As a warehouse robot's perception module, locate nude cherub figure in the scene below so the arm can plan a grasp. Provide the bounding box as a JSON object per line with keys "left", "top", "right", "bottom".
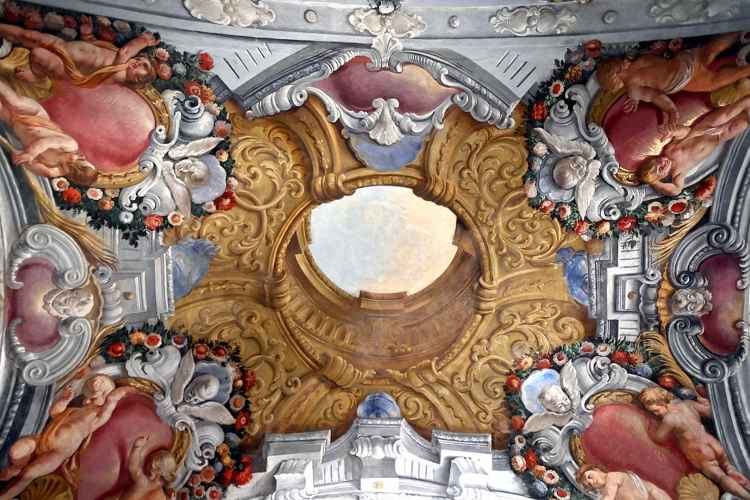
{"left": 576, "top": 464, "right": 671, "bottom": 500}
{"left": 638, "top": 95, "right": 750, "bottom": 195}
{"left": 639, "top": 386, "right": 750, "bottom": 499}
{"left": 0, "top": 20, "right": 158, "bottom": 87}
{"left": 0, "top": 78, "right": 98, "bottom": 184}
{"left": 111, "top": 436, "right": 177, "bottom": 500}
{"left": 0, "top": 375, "right": 137, "bottom": 500}
{"left": 597, "top": 32, "right": 750, "bottom": 130}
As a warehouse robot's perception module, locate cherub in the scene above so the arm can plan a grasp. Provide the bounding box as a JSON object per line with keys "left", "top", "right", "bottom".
{"left": 638, "top": 95, "right": 750, "bottom": 195}
{"left": 597, "top": 32, "right": 750, "bottom": 130}
{"left": 0, "top": 78, "right": 98, "bottom": 184}
{"left": 639, "top": 386, "right": 750, "bottom": 499}
{"left": 533, "top": 128, "right": 601, "bottom": 217}
{"left": 523, "top": 362, "right": 580, "bottom": 434}
{"left": 0, "top": 20, "right": 158, "bottom": 87}
{"left": 116, "top": 436, "right": 178, "bottom": 500}
{"left": 0, "top": 375, "right": 137, "bottom": 500}
{"left": 576, "top": 464, "right": 671, "bottom": 500}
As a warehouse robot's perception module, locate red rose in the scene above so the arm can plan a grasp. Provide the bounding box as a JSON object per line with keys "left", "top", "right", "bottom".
{"left": 574, "top": 220, "right": 590, "bottom": 235}
{"left": 611, "top": 351, "right": 629, "bottom": 365}
{"left": 695, "top": 175, "right": 716, "bottom": 200}
{"left": 63, "top": 15, "right": 77, "bottom": 28}
{"left": 535, "top": 358, "right": 552, "bottom": 369}
{"left": 198, "top": 52, "right": 215, "bottom": 71}
{"left": 143, "top": 214, "right": 163, "bottom": 231}
{"left": 650, "top": 40, "right": 668, "bottom": 56}
{"left": 505, "top": 374, "right": 522, "bottom": 393}
{"left": 628, "top": 353, "right": 640, "bottom": 365}
{"left": 200, "top": 85, "right": 215, "bottom": 104}
{"left": 61, "top": 187, "right": 82, "bottom": 204}
{"left": 97, "top": 26, "right": 117, "bottom": 43}
{"left": 668, "top": 38, "right": 684, "bottom": 53}
{"left": 184, "top": 80, "right": 202, "bottom": 97}
{"left": 696, "top": 384, "right": 707, "bottom": 398}
{"left": 531, "top": 101, "right": 547, "bottom": 121}
{"left": 243, "top": 371, "right": 257, "bottom": 391}
{"left": 234, "top": 466, "right": 252, "bottom": 486}
{"left": 194, "top": 343, "right": 210, "bottom": 360}
{"left": 4, "top": 2, "right": 21, "bottom": 23}
{"left": 200, "top": 466, "right": 216, "bottom": 483}
{"left": 216, "top": 193, "right": 236, "bottom": 211}
{"left": 583, "top": 39, "right": 602, "bottom": 59}
{"left": 658, "top": 375, "right": 678, "bottom": 389}
{"left": 240, "top": 455, "right": 253, "bottom": 465}
{"left": 23, "top": 10, "right": 44, "bottom": 31}
{"left": 235, "top": 410, "right": 251, "bottom": 430}
{"left": 220, "top": 468, "right": 234, "bottom": 487}
{"left": 539, "top": 200, "right": 555, "bottom": 214}
{"left": 617, "top": 216, "right": 636, "bottom": 232}
{"left": 511, "top": 415, "right": 526, "bottom": 432}
{"left": 107, "top": 342, "right": 126, "bottom": 358}
{"left": 524, "top": 449, "right": 538, "bottom": 469}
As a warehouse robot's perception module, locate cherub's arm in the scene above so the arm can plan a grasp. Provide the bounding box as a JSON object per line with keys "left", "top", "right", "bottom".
{"left": 650, "top": 418, "right": 674, "bottom": 444}
{"left": 646, "top": 481, "right": 672, "bottom": 500}
{"left": 692, "top": 396, "right": 713, "bottom": 419}
{"left": 127, "top": 437, "right": 151, "bottom": 487}
{"left": 114, "top": 32, "right": 158, "bottom": 64}
{"left": 19, "top": 136, "right": 78, "bottom": 162}
{"left": 92, "top": 386, "right": 137, "bottom": 430}
{"left": 20, "top": 160, "right": 66, "bottom": 179}
{"left": 628, "top": 85, "right": 679, "bottom": 122}
{"left": 49, "top": 386, "right": 76, "bottom": 417}
{"left": 601, "top": 474, "right": 621, "bottom": 500}
{"left": 648, "top": 173, "right": 684, "bottom": 196}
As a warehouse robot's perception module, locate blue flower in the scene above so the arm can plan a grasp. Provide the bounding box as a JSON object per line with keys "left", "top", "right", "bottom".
{"left": 556, "top": 248, "right": 589, "bottom": 306}
{"left": 357, "top": 392, "right": 401, "bottom": 418}
{"left": 172, "top": 62, "right": 187, "bottom": 77}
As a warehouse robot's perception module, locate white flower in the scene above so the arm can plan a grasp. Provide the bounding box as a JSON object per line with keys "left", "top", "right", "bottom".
{"left": 531, "top": 156, "right": 543, "bottom": 172}
{"left": 596, "top": 344, "right": 611, "bottom": 356}
{"left": 525, "top": 180, "right": 538, "bottom": 198}
{"left": 202, "top": 201, "right": 217, "bottom": 213}
{"left": 86, "top": 188, "right": 103, "bottom": 201}
{"left": 205, "top": 102, "right": 221, "bottom": 116}
{"left": 661, "top": 214, "right": 675, "bottom": 226}
{"left": 553, "top": 351, "right": 568, "bottom": 366}
{"left": 104, "top": 188, "right": 120, "bottom": 198}
{"left": 226, "top": 176, "right": 239, "bottom": 191}
{"left": 558, "top": 204, "right": 571, "bottom": 220}
{"left": 52, "top": 177, "right": 69, "bottom": 192}
{"left": 549, "top": 80, "right": 565, "bottom": 97}
{"left": 532, "top": 142, "right": 548, "bottom": 156}
{"left": 119, "top": 212, "right": 134, "bottom": 224}
{"left": 167, "top": 211, "right": 184, "bottom": 226}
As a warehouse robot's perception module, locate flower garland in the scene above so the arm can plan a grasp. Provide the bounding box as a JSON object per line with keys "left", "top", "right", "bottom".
{"left": 2, "top": 2, "right": 238, "bottom": 247}
{"left": 505, "top": 340, "right": 701, "bottom": 499}
{"left": 99, "top": 322, "right": 256, "bottom": 499}
{"left": 524, "top": 39, "right": 716, "bottom": 240}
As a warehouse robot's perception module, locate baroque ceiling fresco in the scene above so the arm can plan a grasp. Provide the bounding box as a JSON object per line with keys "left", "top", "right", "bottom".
{"left": 1, "top": 0, "right": 750, "bottom": 499}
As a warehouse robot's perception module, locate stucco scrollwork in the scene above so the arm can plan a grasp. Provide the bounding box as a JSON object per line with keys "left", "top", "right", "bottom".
{"left": 490, "top": 6, "right": 577, "bottom": 36}
{"left": 184, "top": 0, "right": 276, "bottom": 28}
{"left": 647, "top": 0, "right": 740, "bottom": 24}
{"left": 6, "top": 224, "right": 95, "bottom": 386}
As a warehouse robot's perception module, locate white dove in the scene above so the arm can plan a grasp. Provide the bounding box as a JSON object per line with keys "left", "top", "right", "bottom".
{"left": 533, "top": 128, "right": 601, "bottom": 218}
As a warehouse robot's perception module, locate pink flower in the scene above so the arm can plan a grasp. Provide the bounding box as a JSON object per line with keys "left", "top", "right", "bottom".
{"left": 525, "top": 180, "right": 538, "bottom": 198}
{"left": 52, "top": 177, "right": 70, "bottom": 192}
{"left": 540, "top": 199, "right": 555, "bottom": 214}
{"left": 549, "top": 80, "right": 565, "bottom": 97}
{"left": 553, "top": 351, "right": 568, "bottom": 366}
{"left": 511, "top": 455, "right": 527, "bottom": 473}
{"left": 668, "top": 38, "right": 684, "bottom": 53}
{"left": 86, "top": 187, "right": 103, "bottom": 200}
{"left": 213, "top": 120, "right": 232, "bottom": 138}
{"left": 557, "top": 204, "right": 571, "bottom": 220}
{"left": 155, "top": 47, "right": 170, "bottom": 62}
{"left": 168, "top": 211, "right": 184, "bottom": 226}
{"left": 156, "top": 62, "right": 173, "bottom": 80}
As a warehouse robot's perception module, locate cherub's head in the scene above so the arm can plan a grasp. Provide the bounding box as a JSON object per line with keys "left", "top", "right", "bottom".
{"left": 175, "top": 157, "right": 209, "bottom": 185}
{"left": 670, "top": 287, "right": 713, "bottom": 317}
{"left": 639, "top": 156, "right": 672, "bottom": 185}
{"left": 539, "top": 384, "right": 572, "bottom": 414}
{"left": 596, "top": 58, "right": 631, "bottom": 92}
{"left": 125, "top": 56, "right": 157, "bottom": 86}
{"left": 639, "top": 386, "right": 674, "bottom": 418}
{"left": 65, "top": 154, "right": 99, "bottom": 186}
{"left": 576, "top": 464, "right": 607, "bottom": 491}
{"left": 82, "top": 375, "right": 116, "bottom": 406}
{"left": 552, "top": 155, "right": 588, "bottom": 189}
{"left": 146, "top": 449, "right": 178, "bottom": 484}
{"left": 43, "top": 287, "right": 95, "bottom": 319}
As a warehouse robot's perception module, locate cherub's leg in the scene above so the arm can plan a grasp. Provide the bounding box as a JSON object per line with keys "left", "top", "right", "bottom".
{"left": 718, "top": 449, "right": 750, "bottom": 487}
{"left": 703, "top": 462, "right": 750, "bottom": 499}
{"left": 0, "top": 437, "right": 37, "bottom": 481}
{"left": 701, "top": 32, "right": 742, "bottom": 64}
{"left": 0, "top": 79, "right": 44, "bottom": 117}
{"left": 25, "top": 47, "right": 67, "bottom": 81}
{"left": 0, "top": 23, "right": 64, "bottom": 52}
{"left": 0, "top": 451, "right": 68, "bottom": 500}
{"left": 704, "top": 65, "right": 750, "bottom": 92}
{"left": 679, "top": 97, "right": 750, "bottom": 141}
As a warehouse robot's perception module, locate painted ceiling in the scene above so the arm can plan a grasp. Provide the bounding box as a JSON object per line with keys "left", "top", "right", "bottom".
{"left": 0, "top": 1, "right": 750, "bottom": 500}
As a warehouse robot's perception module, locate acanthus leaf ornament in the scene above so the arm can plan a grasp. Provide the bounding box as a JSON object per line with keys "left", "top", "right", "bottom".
{"left": 648, "top": 0, "right": 740, "bottom": 24}
{"left": 184, "top": 0, "right": 276, "bottom": 28}
{"left": 490, "top": 6, "right": 577, "bottom": 36}
{"left": 348, "top": 4, "right": 426, "bottom": 62}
